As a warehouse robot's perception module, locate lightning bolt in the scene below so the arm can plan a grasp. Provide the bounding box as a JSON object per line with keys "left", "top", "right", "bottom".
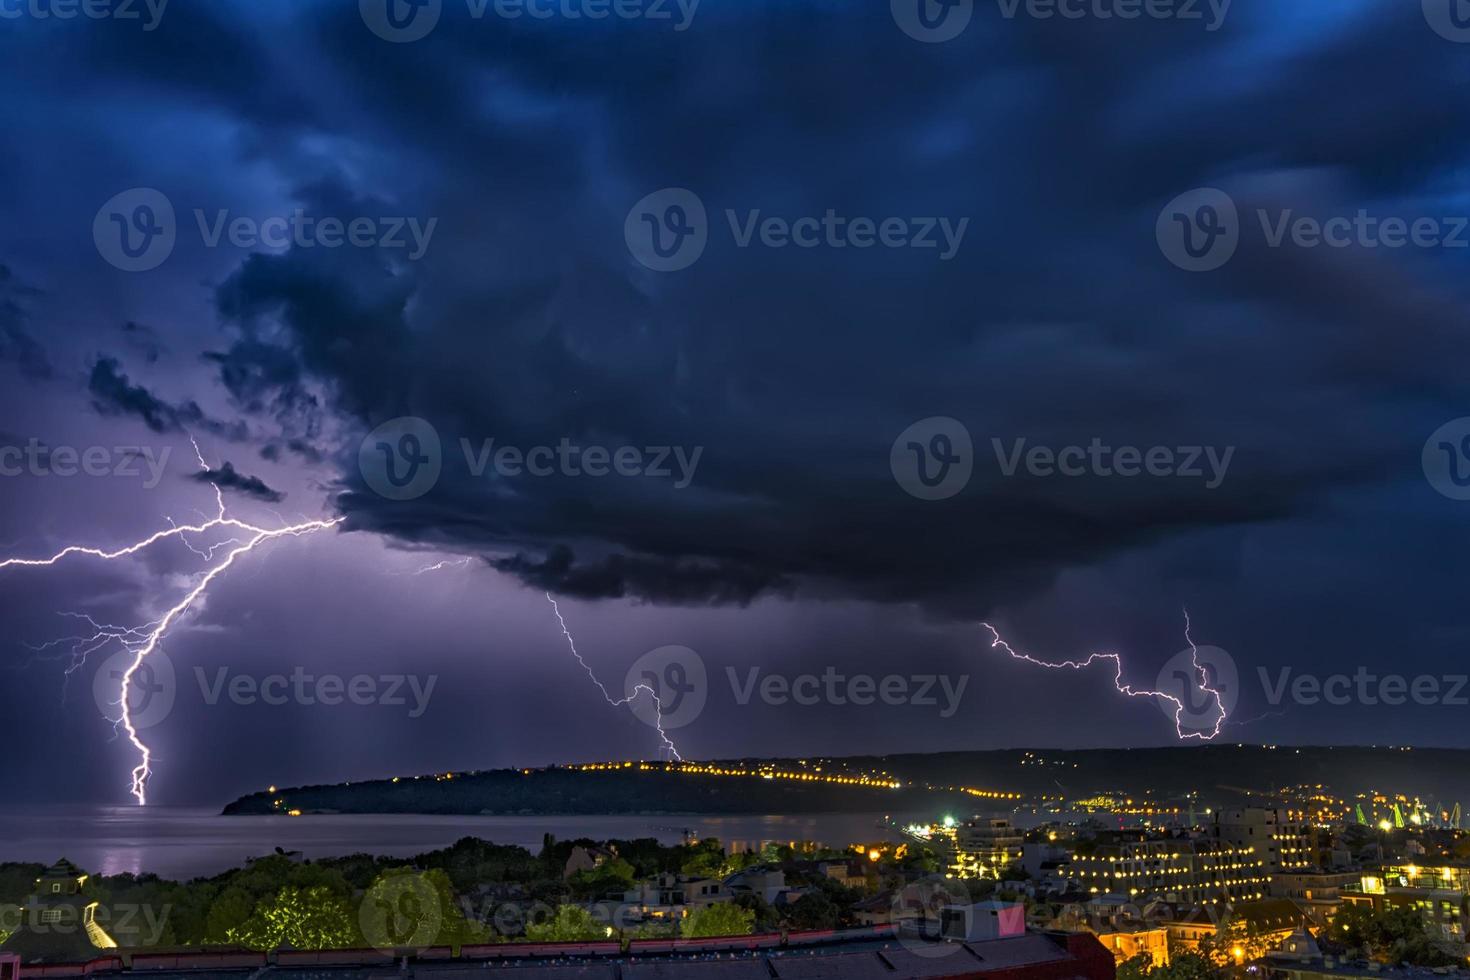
{"left": 0, "top": 438, "right": 342, "bottom": 804}
{"left": 544, "top": 592, "right": 683, "bottom": 761}
{"left": 980, "top": 609, "right": 1226, "bottom": 740}
{"left": 413, "top": 557, "right": 472, "bottom": 575}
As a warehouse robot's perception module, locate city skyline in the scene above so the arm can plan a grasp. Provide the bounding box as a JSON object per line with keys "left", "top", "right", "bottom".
{"left": 4, "top": 0, "right": 1470, "bottom": 807}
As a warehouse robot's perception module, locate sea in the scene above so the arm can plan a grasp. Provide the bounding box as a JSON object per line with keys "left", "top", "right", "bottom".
{"left": 0, "top": 807, "right": 930, "bottom": 880}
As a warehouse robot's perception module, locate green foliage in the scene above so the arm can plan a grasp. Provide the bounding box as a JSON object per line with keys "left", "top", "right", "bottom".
{"left": 1328, "top": 903, "right": 1461, "bottom": 967}
{"left": 681, "top": 902, "right": 755, "bottom": 938}
{"left": 524, "top": 905, "right": 608, "bottom": 943}
{"left": 783, "top": 892, "right": 838, "bottom": 931}
{"left": 206, "top": 886, "right": 254, "bottom": 944}
{"left": 1197, "top": 914, "right": 1281, "bottom": 966}
{"left": 1117, "top": 952, "right": 1156, "bottom": 980}
{"left": 732, "top": 893, "right": 779, "bottom": 932}
{"left": 568, "top": 858, "right": 636, "bottom": 900}
{"left": 225, "top": 885, "right": 358, "bottom": 951}
{"left": 1156, "top": 951, "right": 1221, "bottom": 980}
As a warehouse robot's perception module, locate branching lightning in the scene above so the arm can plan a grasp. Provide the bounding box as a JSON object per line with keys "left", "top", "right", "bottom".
{"left": 544, "top": 592, "right": 683, "bottom": 761}
{"left": 0, "top": 438, "right": 341, "bottom": 804}
{"left": 980, "top": 610, "right": 1226, "bottom": 740}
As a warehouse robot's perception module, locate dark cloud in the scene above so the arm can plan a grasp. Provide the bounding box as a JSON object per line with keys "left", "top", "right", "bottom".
{"left": 87, "top": 357, "right": 249, "bottom": 441}
{"left": 189, "top": 461, "right": 285, "bottom": 503}
{"left": 120, "top": 321, "right": 165, "bottom": 365}
{"left": 150, "top": 2, "right": 1468, "bottom": 619}
{"left": 489, "top": 545, "right": 791, "bottom": 607}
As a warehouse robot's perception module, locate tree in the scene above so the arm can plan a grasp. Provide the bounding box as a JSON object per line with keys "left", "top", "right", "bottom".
{"left": 1328, "top": 904, "right": 1460, "bottom": 967}
{"left": 1117, "top": 952, "right": 1156, "bottom": 980}
{"left": 225, "top": 885, "right": 357, "bottom": 951}
{"left": 1198, "top": 915, "right": 1281, "bottom": 966}
{"left": 681, "top": 903, "right": 756, "bottom": 938}
{"left": 568, "top": 858, "right": 636, "bottom": 900}
{"left": 783, "top": 892, "right": 838, "bottom": 931}
{"left": 206, "top": 886, "right": 255, "bottom": 944}
{"left": 524, "top": 905, "right": 607, "bottom": 943}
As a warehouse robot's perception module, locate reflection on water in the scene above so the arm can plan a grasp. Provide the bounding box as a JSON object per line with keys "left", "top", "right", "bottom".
{"left": 0, "top": 807, "right": 919, "bottom": 880}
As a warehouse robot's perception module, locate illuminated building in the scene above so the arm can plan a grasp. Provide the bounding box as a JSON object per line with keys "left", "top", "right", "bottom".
{"left": 1094, "top": 925, "right": 1170, "bottom": 968}
{"left": 1063, "top": 839, "right": 1268, "bottom": 904}
{"left": 952, "top": 818, "right": 1025, "bottom": 879}
{"left": 0, "top": 860, "right": 117, "bottom": 965}
{"left": 1345, "top": 864, "right": 1470, "bottom": 942}
{"left": 1213, "top": 807, "right": 1314, "bottom": 873}
{"left": 1268, "top": 869, "right": 1361, "bottom": 926}
{"left": 1163, "top": 898, "right": 1308, "bottom": 954}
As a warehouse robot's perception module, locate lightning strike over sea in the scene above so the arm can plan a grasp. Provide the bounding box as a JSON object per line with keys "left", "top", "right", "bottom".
{"left": 981, "top": 610, "right": 1227, "bottom": 740}
{"left": 0, "top": 440, "right": 342, "bottom": 804}
{"left": 545, "top": 592, "right": 684, "bottom": 762}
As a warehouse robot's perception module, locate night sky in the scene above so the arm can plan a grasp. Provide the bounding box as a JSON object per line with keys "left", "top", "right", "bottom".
{"left": 3, "top": 0, "right": 1470, "bottom": 806}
